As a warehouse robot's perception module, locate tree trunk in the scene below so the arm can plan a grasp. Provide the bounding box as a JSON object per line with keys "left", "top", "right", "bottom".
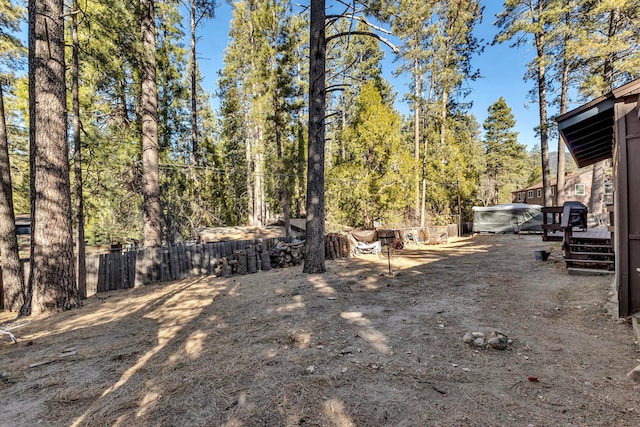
{"left": 304, "top": 0, "right": 326, "bottom": 274}
{"left": 440, "top": 90, "right": 447, "bottom": 147}
{"left": 253, "top": 123, "right": 264, "bottom": 226}
{"left": 72, "top": 0, "right": 86, "bottom": 299}
{"left": 296, "top": 115, "right": 306, "bottom": 216}
{"left": 275, "top": 97, "right": 292, "bottom": 238}
{"left": 589, "top": 161, "right": 605, "bottom": 214}
{"left": 420, "top": 73, "right": 434, "bottom": 228}
{"left": 534, "top": 11, "right": 551, "bottom": 208}
{"left": 0, "top": 83, "right": 25, "bottom": 311}
{"left": 245, "top": 109, "right": 255, "bottom": 225}
{"left": 603, "top": 8, "right": 620, "bottom": 91}
{"left": 190, "top": 0, "right": 199, "bottom": 166}
{"left": 588, "top": 8, "right": 619, "bottom": 216}
{"left": 141, "top": 0, "right": 161, "bottom": 247}
{"left": 413, "top": 58, "right": 420, "bottom": 222}
{"left": 556, "top": 25, "right": 569, "bottom": 206}
{"left": 21, "top": 0, "right": 79, "bottom": 316}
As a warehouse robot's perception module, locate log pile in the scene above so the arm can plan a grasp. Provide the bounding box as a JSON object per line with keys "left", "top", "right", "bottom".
{"left": 214, "top": 257, "right": 234, "bottom": 277}
{"left": 270, "top": 239, "right": 305, "bottom": 268}
{"left": 212, "top": 235, "right": 348, "bottom": 274}
{"left": 213, "top": 243, "right": 271, "bottom": 276}
{"left": 326, "top": 233, "right": 349, "bottom": 259}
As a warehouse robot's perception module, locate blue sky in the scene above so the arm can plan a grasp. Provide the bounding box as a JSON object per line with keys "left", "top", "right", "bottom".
{"left": 194, "top": 1, "right": 549, "bottom": 150}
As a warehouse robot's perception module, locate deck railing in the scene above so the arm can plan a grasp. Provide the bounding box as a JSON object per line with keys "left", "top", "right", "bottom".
{"left": 541, "top": 206, "right": 564, "bottom": 242}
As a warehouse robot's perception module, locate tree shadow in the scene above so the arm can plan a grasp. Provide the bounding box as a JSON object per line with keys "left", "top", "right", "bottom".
{"left": 1, "top": 233, "right": 599, "bottom": 426}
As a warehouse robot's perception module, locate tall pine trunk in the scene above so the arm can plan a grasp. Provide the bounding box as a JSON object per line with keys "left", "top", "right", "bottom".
{"left": 245, "top": 114, "right": 255, "bottom": 225}
{"left": 140, "top": 0, "right": 161, "bottom": 247}
{"left": 253, "top": 123, "right": 264, "bottom": 225}
{"left": 304, "top": 0, "right": 326, "bottom": 274}
{"left": 190, "top": 1, "right": 199, "bottom": 167}
{"left": 0, "top": 83, "right": 25, "bottom": 311}
{"left": 533, "top": 5, "right": 551, "bottom": 208}
{"left": 72, "top": 0, "right": 86, "bottom": 299}
{"left": 276, "top": 117, "right": 292, "bottom": 237}
{"left": 413, "top": 59, "right": 420, "bottom": 223}
{"left": 556, "top": 20, "right": 569, "bottom": 207}
{"left": 420, "top": 73, "right": 434, "bottom": 228}
{"left": 22, "top": 0, "right": 79, "bottom": 315}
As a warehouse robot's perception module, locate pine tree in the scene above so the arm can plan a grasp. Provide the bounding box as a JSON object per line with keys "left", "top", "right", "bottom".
{"left": 391, "top": 0, "right": 437, "bottom": 223}
{"left": 327, "top": 82, "right": 411, "bottom": 228}
{"left": 482, "top": 97, "right": 526, "bottom": 205}
{"left": 0, "top": 0, "right": 26, "bottom": 311}
{"left": 22, "top": 0, "right": 79, "bottom": 315}
{"left": 496, "top": 0, "right": 554, "bottom": 207}
{"left": 305, "top": 0, "right": 326, "bottom": 273}
{"left": 140, "top": 0, "right": 162, "bottom": 247}
{"left": 574, "top": 1, "right": 640, "bottom": 98}
{"left": 70, "top": 0, "right": 87, "bottom": 299}
{"left": 77, "top": 0, "right": 144, "bottom": 245}
{"left": 549, "top": 0, "right": 582, "bottom": 206}
{"left": 573, "top": 1, "right": 639, "bottom": 215}
{"left": 182, "top": 0, "right": 215, "bottom": 166}
{"left": 218, "top": 0, "right": 271, "bottom": 227}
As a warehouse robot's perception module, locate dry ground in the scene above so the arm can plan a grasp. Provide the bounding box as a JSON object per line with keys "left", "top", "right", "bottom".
{"left": 1, "top": 234, "right": 640, "bottom": 426}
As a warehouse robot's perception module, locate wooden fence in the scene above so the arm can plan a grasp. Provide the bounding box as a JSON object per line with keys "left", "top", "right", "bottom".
{"left": 2, "top": 233, "right": 351, "bottom": 307}
{"left": 90, "top": 237, "right": 300, "bottom": 295}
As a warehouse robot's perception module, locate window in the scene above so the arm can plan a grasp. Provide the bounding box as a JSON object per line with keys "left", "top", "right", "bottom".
{"left": 527, "top": 190, "right": 534, "bottom": 199}
{"left": 575, "top": 184, "right": 585, "bottom": 196}
{"left": 517, "top": 192, "right": 524, "bottom": 202}
{"left": 537, "top": 189, "right": 542, "bottom": 197}
{"left": 551, "top": 187, "right": 555, "bottom": 196}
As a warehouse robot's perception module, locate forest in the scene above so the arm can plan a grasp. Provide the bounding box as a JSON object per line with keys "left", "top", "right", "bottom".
{"left": 0, "top": 0, "right": 638, "bottom": 314}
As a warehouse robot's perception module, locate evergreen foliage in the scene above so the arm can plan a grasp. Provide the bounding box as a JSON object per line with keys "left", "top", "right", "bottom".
{"left": 482, "top": 97, "right": 527, "bottom": 205}
{"left": 327, "top": 82, "right": 411, "bottom": 228}
{"left": 0, "top": 0, "right": 635, "bottom": 288}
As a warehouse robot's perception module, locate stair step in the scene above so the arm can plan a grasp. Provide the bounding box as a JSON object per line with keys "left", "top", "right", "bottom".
{"left": 569, "top": 251, "right": 614, "bottom": 257}
{"left": 569, "top": 239, "right": 612, "bottom": 245}
{"left": 566, "top": 259, "right": 614, "bottom": 264}
{"left": 569, "top": 244, "right": 612, "bottom": 249}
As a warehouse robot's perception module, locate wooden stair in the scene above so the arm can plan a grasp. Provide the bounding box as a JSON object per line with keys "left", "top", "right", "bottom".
{"left": 564, "top": 235, "right": 614, "bottom": 271}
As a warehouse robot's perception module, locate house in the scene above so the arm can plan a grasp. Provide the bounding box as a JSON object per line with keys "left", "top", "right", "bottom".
{"left": 556, "top": 77, "right": 640, "bottom": 316}
{"left": 511, "top": 168, "right": 611, "bottom": 213}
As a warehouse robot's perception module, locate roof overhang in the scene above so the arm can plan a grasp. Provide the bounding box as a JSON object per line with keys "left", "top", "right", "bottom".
{"left": 556, "top": 97, "right": 614, "bottom": 168}
{"left": 556, "top": 78, "right": 640, "bottom": 169}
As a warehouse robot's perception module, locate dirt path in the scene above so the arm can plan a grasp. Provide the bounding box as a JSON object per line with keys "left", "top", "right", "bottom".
{"left": 1, "top": 234, "right": 639, "bottom": 426}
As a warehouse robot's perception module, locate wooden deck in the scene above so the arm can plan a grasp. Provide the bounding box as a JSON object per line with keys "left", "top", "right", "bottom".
{"left": 546, "top": 227, "right": 611, "bottom": 241}
{"left": 542, "top": 204, "right": 614, "bottom": 272}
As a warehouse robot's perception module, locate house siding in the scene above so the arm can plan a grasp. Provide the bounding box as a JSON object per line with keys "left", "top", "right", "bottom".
{"left": 511, "top": 169, "right": 596, "bottom": 209}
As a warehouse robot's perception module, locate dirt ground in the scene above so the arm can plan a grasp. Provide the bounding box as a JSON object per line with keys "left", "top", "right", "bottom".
{"left": 2, "top": 234, "right": 640, "bottom": 426}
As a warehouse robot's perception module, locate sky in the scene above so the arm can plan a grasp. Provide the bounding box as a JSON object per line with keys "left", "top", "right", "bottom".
{"left": 194, "top": 1, "right": 547, "bottom": 150}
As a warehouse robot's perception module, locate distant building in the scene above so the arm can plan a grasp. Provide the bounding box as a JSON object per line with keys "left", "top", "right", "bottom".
{"left": 511, "top": 168, "right": 611, "bottom": 212}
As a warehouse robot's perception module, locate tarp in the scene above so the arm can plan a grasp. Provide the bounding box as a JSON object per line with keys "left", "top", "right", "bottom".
{"left": 472, "top": 203, "right": 543, "bottom": 234}
{"left": 350, "top": 229, "right": 378, "bottom": 243}
{"left": 352, "top": 241, "right": 382, "bottom": 255}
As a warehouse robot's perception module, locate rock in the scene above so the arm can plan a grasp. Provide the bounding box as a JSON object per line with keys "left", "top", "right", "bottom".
{"left": 463, "top": 332, "right": 474, "bottom": 344}
{"left": 488, "top": 336, "right": 508, "bottom": 350}
{"left": 487, "top": 331, "right": 509, "bottom": 350}
{"left": 464, "top": 331, "right": 485, "bottom": 345}
{"left": 473, "top": 337, "right": 486, "bottom": 347}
